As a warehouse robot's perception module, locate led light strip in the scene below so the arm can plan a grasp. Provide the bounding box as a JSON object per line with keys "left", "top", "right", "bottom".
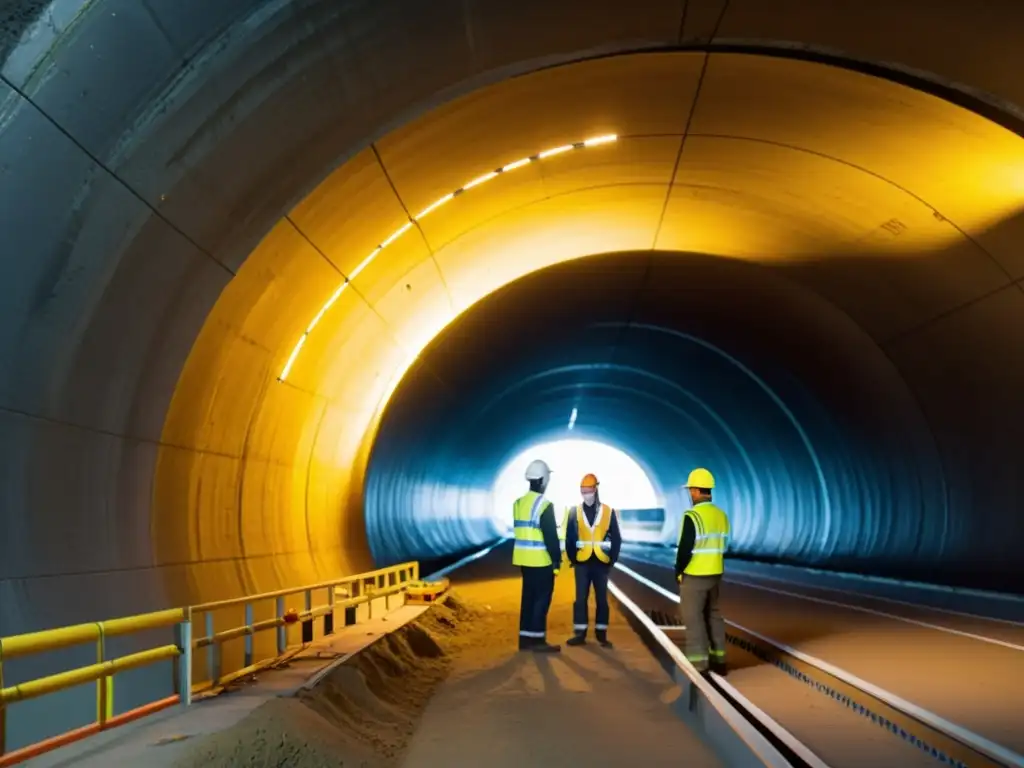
{"left": 279, "top": 133, "right": 619, "bottom": 381}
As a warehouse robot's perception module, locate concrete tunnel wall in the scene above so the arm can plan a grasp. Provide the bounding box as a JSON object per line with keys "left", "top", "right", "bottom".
{"left": 3, "top": 0, "right": 1024, "bottom": 652}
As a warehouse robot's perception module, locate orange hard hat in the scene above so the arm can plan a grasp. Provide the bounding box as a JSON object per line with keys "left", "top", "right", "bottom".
{"left": 580, "top": 473, "right": 599, "bottom": 489}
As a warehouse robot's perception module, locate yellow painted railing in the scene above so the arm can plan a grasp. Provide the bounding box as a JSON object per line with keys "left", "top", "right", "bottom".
{"left": 0, "top": 560, "right": 419, "bottom": 766}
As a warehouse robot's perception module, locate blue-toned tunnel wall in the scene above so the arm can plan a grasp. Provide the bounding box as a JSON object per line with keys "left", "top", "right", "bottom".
{"left": 366, "top": 251, "right": 956, "bottom": 583}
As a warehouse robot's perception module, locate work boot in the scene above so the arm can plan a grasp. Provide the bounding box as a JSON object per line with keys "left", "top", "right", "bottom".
{"left": 518, "top": 636, "right": 536, "bottom": 652}
{"left": 596, "top": 630, "right": 613, "bottom": 649}
{"left": 532, "top": 641, "right": 561, "bottom": 653}
{"left": 566, "top": 633, "right": 587, "bottom": 646}
{"left": 710, "top": 659, "right": 728, "bottom": 677}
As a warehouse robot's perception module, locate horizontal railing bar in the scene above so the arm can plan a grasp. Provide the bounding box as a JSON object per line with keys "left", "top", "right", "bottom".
{"left": 1, "top": 646, "right": 180, "bottom": 705}
{"left": 190, "top": 562, "right": 417, "bottom": 612}
{"left": 0, "top": 558, "right": 424, "bottom": 766}
{"left": 0, "top": 695, "right": 180, "bottom": 768}
{"left": 0, "top": 609, "right": 187, "bottom": 660}
{"left": 193, "top": 584, "right": 407, "bottom": 648}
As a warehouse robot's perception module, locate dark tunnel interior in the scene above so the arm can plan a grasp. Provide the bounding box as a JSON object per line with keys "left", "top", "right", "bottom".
{"left": 367, "top": 250, "right": 973, "bottom": 588}
{"left": 3, "top": 0, "right": 1024, "bottom": 663}
{"left": 5, "top": 0, "right": 1024, "bottom": 755}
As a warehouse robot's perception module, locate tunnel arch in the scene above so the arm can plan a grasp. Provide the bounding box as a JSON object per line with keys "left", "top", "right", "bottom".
{"left": 3, "top": 1, "right": 1024, "bottom": 642}
{"left": 365, "top": 247, "right": 950, "bottom": 572}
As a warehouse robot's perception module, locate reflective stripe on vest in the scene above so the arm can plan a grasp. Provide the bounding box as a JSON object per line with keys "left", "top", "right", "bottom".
{"left": 682, "top": 501, "right": 730, "bottom": 576}
{"left": 512, "top": 492, "right": 553, "bottom": 567}
{"left": 575, "top": 503, "right": 613, "bottom": 564}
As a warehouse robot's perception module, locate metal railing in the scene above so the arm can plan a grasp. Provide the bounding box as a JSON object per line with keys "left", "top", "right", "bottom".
{"left": 0, "top": 561, "right": 419, "bottom": 766}
{"left": 0, "top": 608, "right": 190, "bottom": 766}
{"left": 191, "top": 561, "right": 418, "bottom": 693}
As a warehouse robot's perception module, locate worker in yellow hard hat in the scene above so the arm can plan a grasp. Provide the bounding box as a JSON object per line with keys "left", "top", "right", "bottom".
{"left": 676, "top": 467, "right": 731, "bottom": 675}
{"left": 512, "top": 459, "right": 563, "bottom": 653}
{"left": 564, "top": 473, "right": 622, "bottom": 648}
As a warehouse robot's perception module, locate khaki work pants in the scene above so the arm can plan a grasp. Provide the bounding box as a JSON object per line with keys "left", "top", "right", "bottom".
{"left": 679, "top": 574, "right": 726, "bottom": 671}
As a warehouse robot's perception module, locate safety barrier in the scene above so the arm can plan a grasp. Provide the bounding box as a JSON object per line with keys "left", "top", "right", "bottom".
{"left": 191, "top": 561, "right": 418, "bottom": 694}
{"left": 0, "top": 607, "right": 190, "bottom": 766}
{"left": 0, "top": 561, "right": 418, "bottom": 766}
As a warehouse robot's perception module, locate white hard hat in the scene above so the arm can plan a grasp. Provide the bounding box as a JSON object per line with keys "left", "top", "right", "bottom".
{"left": 524, "top": 459, "right": 552, "bottom": 483}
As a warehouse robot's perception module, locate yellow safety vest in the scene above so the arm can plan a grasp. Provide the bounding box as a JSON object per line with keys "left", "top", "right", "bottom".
{"left": 512, "top": 492, "right": 553, "bottom": 567}
{"left": 682, "top": 502, "right": 730, "bottom": 576}
{"left": 574, "top": 504, "right": 614, "bottom": 564}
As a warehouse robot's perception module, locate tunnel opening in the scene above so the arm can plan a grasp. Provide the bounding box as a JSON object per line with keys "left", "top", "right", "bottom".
{"left": 491, "top": 438, "right": 663, "bottom": 539}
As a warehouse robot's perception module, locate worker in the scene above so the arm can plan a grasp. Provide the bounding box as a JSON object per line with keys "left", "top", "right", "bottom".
{"left": 564, "top": 473, "right": 622, "bottom": 648}
{"left": 512, "top": 459, "right": 563, "bottom": 653}
{"left": 675, "top": 467, "right": 731, "bottom": 676}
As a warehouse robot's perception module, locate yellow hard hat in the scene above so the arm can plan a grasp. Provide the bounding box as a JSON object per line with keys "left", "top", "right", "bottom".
{"left": 685, "top": 468, "right": 715, "bottom": 489}
{"left": 580, "top": 473, "right": 599, "bottom": 489}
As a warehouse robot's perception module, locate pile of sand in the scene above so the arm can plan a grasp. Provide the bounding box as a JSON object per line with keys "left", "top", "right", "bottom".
{"left": 170, "top": 594, "right": 480, "bottom": 768}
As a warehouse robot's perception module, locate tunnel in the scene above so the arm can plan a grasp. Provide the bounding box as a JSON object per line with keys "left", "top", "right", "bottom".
{"left": 3, "top": 0, "right": 1024, "bottom": 648}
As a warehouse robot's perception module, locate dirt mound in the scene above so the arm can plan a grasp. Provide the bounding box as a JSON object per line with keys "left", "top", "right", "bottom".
{"left": 170, "top": 594, "right": 475, "bottom": 768}
{"left": 168, "top": 697, "right": 377, "bottom": 767}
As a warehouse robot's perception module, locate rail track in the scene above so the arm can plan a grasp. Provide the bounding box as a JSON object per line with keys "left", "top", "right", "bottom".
{"left": 610, "top": 560, "right": 1024, "bottom": 768}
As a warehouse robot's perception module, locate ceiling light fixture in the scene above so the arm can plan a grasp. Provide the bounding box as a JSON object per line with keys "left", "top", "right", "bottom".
{"left": 279, "top": 133, "right": 619, "bottom": 382}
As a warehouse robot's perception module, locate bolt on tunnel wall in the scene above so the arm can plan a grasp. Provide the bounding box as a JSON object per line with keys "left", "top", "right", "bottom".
{"left": 4, "top": 1, "right": 1024, "bottom": 646}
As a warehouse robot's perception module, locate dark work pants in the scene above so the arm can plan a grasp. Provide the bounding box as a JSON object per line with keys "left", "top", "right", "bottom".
{"left": 519, "top": 566, "right": 555, "bottom": 646}
{"left": 679, "top": 574, "right": 726, "bottom": 671}
{"left": 572, "top": 560, "right": 611, "bottom": 635}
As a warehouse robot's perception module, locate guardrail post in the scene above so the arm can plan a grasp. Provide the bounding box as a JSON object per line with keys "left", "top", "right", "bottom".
{"left": 175, "top": 610, "right": 192, "bottom": 708}
{"left": 244, "top": 603, "right": 254, "bottom": 668}
{"left": 325, "top": 586, "right": 335, "bottom": 636}
{"left": 1, "top": 645, "right": 6, "bottom": 755}
{"left": 96, "top": 624, "right": 113, "bottom": 728}
{"left": 276, "top": 597, "right": 286, "bottom": 655}
{"left": 301, "top": 590, "right": 313, "bottom": 645}
{"left": 205, "top": 612, "right": 220, "bottom": 685}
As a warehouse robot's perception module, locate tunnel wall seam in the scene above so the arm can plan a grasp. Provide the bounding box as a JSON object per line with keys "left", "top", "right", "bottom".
{"left": 0, "top": 72, "right": 236, "bottom": 280}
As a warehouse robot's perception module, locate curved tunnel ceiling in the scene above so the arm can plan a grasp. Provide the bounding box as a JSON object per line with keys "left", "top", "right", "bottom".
{"left": 366, "top": 251, "right": 950, "bottom": 579}
{"left": 3, "top": 1, "right": 1024, "bottom": 637}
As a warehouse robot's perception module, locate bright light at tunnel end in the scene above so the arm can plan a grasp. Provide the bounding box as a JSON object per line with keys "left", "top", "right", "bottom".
{"left": 492, "top": 439, "right": 659, "bottom": 535}
{"left": 277, "top": 133, "right": 619, "bottom": 383}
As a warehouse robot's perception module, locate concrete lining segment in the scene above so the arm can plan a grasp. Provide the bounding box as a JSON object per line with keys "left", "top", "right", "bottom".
{"left": 2, "top": 0, "right": 1024, "bottom": 750}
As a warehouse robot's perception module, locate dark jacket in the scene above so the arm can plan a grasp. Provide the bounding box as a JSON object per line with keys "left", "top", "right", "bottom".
{"left": 565, "top": 502, "right": 622, "bottom": 566}
{"left": 536, "top": 501, "right": 563, "bottom": 568}
{"left": 674, "top": 514, "right": 696, "bottom": 578}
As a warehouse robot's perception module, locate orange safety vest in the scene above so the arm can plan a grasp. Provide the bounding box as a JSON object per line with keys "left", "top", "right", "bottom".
{"left": 575, "top": 504, "right": 614, "bottom": 563}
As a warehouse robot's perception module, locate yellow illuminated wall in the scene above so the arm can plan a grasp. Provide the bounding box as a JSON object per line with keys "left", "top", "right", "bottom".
{"left": 154, "top": 51, "right": 1024, "bottom": 605}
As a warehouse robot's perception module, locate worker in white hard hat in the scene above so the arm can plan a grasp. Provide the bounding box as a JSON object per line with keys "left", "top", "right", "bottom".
{"left": 512, "top": 458, "right": 563, "bottom": 653}
{"left": 676, "top": 467, "right": 731, "bottom": 675}
{"left": 564, "top": 473, "right": 621, "bottom": 648}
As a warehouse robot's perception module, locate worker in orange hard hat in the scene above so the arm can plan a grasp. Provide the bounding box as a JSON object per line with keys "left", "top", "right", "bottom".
{"left": 564, "top": 473, "right": 622, "bottom": 648}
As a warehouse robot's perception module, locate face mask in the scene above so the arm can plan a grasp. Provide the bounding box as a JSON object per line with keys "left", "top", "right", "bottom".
{"left": 581, "top": 492, "right": 596, "bottom": 506}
